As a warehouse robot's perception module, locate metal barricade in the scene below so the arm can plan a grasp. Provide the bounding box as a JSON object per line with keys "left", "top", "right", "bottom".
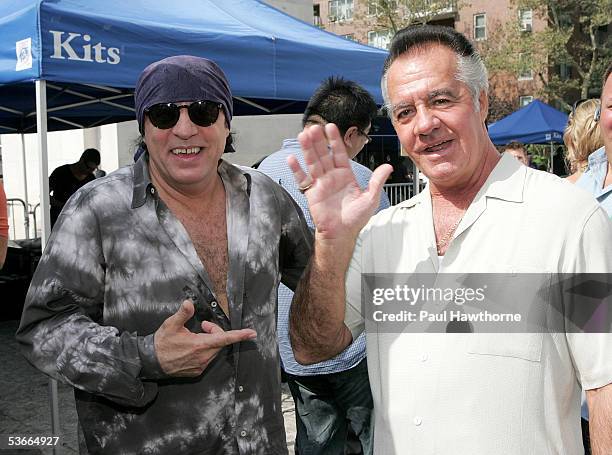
{"left": 7, "top": 198, "right": 30, "bottom": 240}
{"left": 383, "top": 183, "right": 414, "bottom": 206}
{"left": 32, "top": 203, "right": 41, "bottom": 238}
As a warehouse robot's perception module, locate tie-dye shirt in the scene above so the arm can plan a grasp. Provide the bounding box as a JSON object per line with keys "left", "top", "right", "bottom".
{"left": 17, "top": 157, "right": 312, "bottom": 455}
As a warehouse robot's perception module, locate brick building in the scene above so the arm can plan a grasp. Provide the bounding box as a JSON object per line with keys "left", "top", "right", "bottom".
{"left": 312, "top": 0, "right": 546, "bottom": 114}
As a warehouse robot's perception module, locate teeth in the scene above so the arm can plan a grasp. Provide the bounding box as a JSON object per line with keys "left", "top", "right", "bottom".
{"left": 426, "top": 140, "right": 450, "bottom": 151}
{"left": 171, "top": 147, "right": 201, "bottom": 155}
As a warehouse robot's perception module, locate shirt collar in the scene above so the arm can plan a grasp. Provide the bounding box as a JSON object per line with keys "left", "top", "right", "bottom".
{"left": 131, "top": 153, "right": 152, "bottom": 208}
{"left": 131, "top": 155, "right": 251, "bottom": 209}
{"left": 587, "top": 146, "right": 608, "bottom": 168}
{"left": 400, "top": 152, "right": 525, "bottom": 210}
{"left": 585, "top": 146, "right": 609, "bottom": 185}
{"left": 477, "top": 152, "right": 525, "bottom": 203}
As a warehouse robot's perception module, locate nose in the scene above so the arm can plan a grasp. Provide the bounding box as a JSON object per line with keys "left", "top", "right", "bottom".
{"left": 171, "top": 107, "right": 198, "bottom": 139}
{"left": 413, "top": 106, "right": 440, "bottom": 136}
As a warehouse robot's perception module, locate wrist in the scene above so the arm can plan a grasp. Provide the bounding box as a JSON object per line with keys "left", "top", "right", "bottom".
{"left": 313, "top": 231, "right": 357, "bottom": 270}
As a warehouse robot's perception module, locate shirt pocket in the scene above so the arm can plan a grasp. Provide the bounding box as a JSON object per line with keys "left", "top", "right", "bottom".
{"left": 465, "top": 266, "right": 552, "bottom": 362}
{"left": 467, "top": 333, "right": 544, "bottom": 362}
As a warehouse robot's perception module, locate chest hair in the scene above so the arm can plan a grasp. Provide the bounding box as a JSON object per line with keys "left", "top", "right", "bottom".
{"left": 169, "top": 195, "right": 230, "bottom": 316}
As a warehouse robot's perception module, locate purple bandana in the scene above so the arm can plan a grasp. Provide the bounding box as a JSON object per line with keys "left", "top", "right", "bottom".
{"left": 134, "top": 55, "right": 233, "bottom": 134}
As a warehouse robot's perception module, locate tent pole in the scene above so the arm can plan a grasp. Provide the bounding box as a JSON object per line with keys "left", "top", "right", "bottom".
{"left": 36, "top": 79, "right": 61, "bottom": 455}
{"left": 550, "top": 142, "right": 554, "bottom": 173}
{"left": 20, "top": 134, "right": 30, "bottom": 238}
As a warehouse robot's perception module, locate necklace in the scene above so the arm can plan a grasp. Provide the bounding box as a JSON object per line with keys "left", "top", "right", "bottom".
{"left": 436, "top": 217, "right": 462, "bottom": 254}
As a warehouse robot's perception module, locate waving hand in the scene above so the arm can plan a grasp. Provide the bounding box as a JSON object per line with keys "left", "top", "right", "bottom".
{"left": 287, "top": 124, "right": 392, "bottom": 241}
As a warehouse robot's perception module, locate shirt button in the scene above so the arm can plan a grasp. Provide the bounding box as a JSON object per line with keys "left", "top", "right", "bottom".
{"left": 414, "top": 417, "right": 422, "bottom": 426}
{"left": 420, "top": 354, "right": 428, "bottom": 362}
{"left": 149, "top": 186, "right": 155, "bottom": 195}
{"left": 211, "top": 301, "right": 218, "bottom": 308}
{"left": 238, "top": 385, "right": 244, "bottom": 392}
{"left": 240, "top": 430, "right": 247, "bottom": 437}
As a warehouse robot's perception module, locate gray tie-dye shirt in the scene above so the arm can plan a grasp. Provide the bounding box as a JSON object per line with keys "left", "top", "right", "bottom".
{"left": 17, "top": 157, "right": 312, "bottom": 455}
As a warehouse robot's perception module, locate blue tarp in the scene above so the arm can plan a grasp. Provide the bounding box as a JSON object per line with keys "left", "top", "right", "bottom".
{"left": 0, "top": 0, "right": 388, "bottom": 133}
{"left": 488, "top": 99, "right": 568, "bottom": 145}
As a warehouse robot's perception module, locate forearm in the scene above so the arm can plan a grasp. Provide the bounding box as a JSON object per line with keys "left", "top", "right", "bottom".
{"left": 18, "top": 304, "right": 164, "bottom": 407}
{"left": 290, "top": 235, "right": 354, "bottom": 364}
{"left": 587, "top": 384, "right": 612, "bottom": 454}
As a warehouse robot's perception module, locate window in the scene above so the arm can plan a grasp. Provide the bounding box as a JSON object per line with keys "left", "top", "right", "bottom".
{"left": 519, "top": 9, "right": 532, "bottom": 32}
{"left": 473, "top": 14, "right": 486, "bottom": 40}
{"left": 342, "top": 33, "right": 356, "bottom": 41}
{"left": 518, "top": 53, "right": 533, "bottom": 80}
{"left": 368, "top": 0, "right": 397, "bottom": 16}
{"left": 368, "top": 30, "right": 393, "bottom": 50}
{"left": 329, "top": 0, "right": 353, "bottom": 21}
{"left": 313, "top": 4, "right": 322, "bottom": 26}
{"left": 519, "top": 95, "right": 533, "bottom": 107}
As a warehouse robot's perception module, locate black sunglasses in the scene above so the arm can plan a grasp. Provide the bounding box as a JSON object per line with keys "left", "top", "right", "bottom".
{"left": 145, "top": 101, "right": 222, "bottom": 129}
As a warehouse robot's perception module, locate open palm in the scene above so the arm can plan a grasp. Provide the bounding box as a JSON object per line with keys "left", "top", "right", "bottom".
{"left": 288, "top": 124, "right": 392, "bottom": 240}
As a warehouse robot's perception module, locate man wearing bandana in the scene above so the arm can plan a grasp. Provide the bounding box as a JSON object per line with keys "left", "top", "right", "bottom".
{"left": 17, "top": 56, "right": 312, "bottom": 454}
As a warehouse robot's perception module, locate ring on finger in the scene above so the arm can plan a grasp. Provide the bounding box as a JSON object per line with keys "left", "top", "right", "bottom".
{"left": 299, "top": 182, "right": 313, "bottom": 193}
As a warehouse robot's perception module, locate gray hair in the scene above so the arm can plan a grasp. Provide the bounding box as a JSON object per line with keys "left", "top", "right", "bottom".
{"left": 382, "top": 51, "right": 488, "bottom": 117}
{"left": 380, "top": 25, "right": 489, "bottom": 118}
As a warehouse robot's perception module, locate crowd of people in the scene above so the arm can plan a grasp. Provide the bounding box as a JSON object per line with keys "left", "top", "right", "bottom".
{"left": 8, "top": 24, "right": 612, "bottom": 455}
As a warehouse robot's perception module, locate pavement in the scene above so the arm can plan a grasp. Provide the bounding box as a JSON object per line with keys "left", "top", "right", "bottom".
{"left": 0, "top": 320, "right": 296, "bottom": 455}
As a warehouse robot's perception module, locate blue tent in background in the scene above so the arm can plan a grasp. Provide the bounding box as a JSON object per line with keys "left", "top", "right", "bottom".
{"left": 488, "top": 99, "right": 568, "bottom": 145}
{"left": 0, "top": 0, "right": 388, "bottom": 133}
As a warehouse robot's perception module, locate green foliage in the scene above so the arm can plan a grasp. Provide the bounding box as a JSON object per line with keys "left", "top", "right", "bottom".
{"left": 359, "top": 0, "right": 462, "bottom": 34}
{"left": 526, "top": 144, "right": 551, "bottom": 168}
{"left": 481, "top": 0, "right": 612, "bottom": 109}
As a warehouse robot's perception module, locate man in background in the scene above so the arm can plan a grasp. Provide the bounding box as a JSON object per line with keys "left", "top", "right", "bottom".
{"left": 48, "top": 148, "right": 100, "bottom": 227}
{"left": 503, "top": 141, "right": 529, "bottom": 166}
{"left": 258, "top": 76, "right": 389, "bottom": 455}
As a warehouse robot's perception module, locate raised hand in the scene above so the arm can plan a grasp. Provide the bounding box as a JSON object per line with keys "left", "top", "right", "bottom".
{"left": 154, "top": 300, "right": 257, "bottom": 377}
{"left": 288, "top": 124, "right": 392, "bottom": 241}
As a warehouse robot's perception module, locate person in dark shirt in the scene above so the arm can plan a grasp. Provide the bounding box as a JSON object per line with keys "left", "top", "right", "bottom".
{"left": 49, "top": 148, "right": 100, "bottom": 227}
{"left": 18, "top": 55, "right": 312, "bottom": 454}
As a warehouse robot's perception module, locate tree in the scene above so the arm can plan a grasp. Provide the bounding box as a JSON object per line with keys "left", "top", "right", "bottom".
{"left": 480, "top": 0, "right": 612, "bottom": 111}
{"left": 358, "top": 0, "right": 462, "bottom": 35}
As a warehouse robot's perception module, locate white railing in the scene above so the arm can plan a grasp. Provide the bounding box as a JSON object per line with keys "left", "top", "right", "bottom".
{"left": 383, "top": 183, "right": 413, "bottom": 206}
{"left": 7, "top": 198, "right": 30, "bottom": 239}
{"left": 6, "top": 198, "right": 40, "bottom": 239}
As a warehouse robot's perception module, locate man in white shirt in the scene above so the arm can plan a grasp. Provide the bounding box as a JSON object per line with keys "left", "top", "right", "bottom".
{"left": 286, "top": 25, "right": 612, "bottom": 454}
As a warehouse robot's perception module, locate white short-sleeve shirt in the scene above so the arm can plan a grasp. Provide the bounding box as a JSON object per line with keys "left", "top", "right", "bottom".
{"left": 345, "top": 154, "right": 612, "bottom": 454}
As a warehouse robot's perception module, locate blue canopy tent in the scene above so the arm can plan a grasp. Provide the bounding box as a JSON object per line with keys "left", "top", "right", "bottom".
{"left": 488, "top": 99, "right": 568, "bottom": 145}
{"left": 488, "top": 100, "right": 568, "bottom": 172}
{"left": 0, "top": 0, "right": 388, "bottom": 133}
{"left": 0, "top": 1, "right": 388, "bottom": 449}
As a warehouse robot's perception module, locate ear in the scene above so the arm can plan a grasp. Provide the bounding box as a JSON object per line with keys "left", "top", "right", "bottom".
{"left": 344, "top": 126, "right": 358, "bottom": 148}
{"left": 478, "top": 90, "right": 489, "bottom": 124}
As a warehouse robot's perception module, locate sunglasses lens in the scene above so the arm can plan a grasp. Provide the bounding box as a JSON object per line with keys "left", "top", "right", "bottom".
{"left": 188, "top": 101, "right": 221, "bottom": 127}
{"left": 147, "top": 103, "right": 180, "bottom": 129}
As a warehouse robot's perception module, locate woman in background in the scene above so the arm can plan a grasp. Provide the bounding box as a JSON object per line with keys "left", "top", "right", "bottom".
{"left": 564, "top": 99, "right": 602, "bottom": 183}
